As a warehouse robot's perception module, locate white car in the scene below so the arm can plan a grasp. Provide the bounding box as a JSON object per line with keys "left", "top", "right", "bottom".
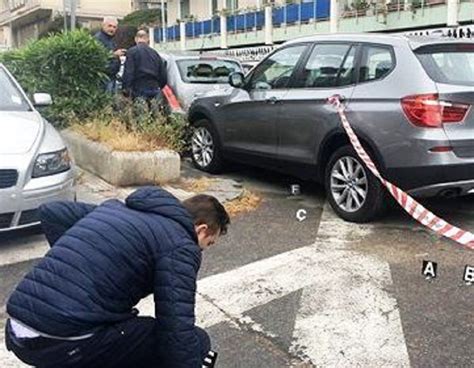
{"left": 0, "top": 64, "right": 75, "bottom": 232}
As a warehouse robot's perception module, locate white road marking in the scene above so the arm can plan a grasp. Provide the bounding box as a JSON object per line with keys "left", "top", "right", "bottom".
{"left": 137, "top": 206, "right": 410, "bottom": 366}
{"left": 1, "top": 205, "right": 410, "bottom": 367}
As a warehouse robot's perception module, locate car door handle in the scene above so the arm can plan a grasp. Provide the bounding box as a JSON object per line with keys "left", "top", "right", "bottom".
{"left": 266, "top": 97, "right": 280, "bottom": 105}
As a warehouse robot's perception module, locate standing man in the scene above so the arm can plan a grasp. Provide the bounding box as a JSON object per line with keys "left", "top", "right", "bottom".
{"left": 5, "top": 187, "right": 230, "bottom": 367}
{"left": 122, "top": 30, "right": 167, "bottom": 100}
{"left": 95, "top": 16, "right": 126, "bottom": 92}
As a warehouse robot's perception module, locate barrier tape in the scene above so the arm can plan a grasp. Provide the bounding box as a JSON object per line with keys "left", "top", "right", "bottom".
{"left": 162, "top": 85, "right": 182, "bottom": 112}
{"left": 328, "top": 95, "right": 474, "bottom": 250}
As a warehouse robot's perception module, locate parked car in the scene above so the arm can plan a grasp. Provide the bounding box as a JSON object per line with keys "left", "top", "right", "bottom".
{"left": 188, "top": 34, "right": 474, "bottom": 222}
{"left": 162, "top": 53, "right": 243, "bottom": 112}
{"left": 0, "top": 64, "right": 75, "bottom": 231}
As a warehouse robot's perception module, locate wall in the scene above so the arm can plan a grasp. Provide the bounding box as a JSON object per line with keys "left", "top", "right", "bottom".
{"left": 76, "top": 0, "right": 132, "bottom": 17}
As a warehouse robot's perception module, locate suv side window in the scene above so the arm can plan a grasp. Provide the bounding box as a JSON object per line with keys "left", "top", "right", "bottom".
{"left": 295, "top": 44, "right": 355, "bottom": 88}
{"left": 249, "top": 45, "right": 307, "bottom": 90}
{"left": 359, "top": 45, "right": 394, "bottom": 83}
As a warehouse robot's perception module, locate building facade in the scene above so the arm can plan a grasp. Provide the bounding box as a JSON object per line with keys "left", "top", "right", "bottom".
{"left": 153, "top": 0, "right": 473, "bottom": 59}
{"left": 0, "top": 0, "right": 151, "bottom": 48}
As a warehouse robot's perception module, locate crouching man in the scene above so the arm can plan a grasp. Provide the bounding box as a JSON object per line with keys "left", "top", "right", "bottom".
{"left": 5, "top": 187, "right": 230, "bottom": 368}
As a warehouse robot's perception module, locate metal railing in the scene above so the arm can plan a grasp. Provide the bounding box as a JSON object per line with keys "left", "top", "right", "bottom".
{"left": 340, "top": 0, "right": 448, "bottom": 20}
{"left": 154, "top": 1, "right": 331, "bottom": 43}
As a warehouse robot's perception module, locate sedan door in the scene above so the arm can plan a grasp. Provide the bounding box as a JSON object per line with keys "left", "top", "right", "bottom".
{"left": 217, "top": 44, "right": 309, "bottom": 160}
{"left": 277, "top": 43, "right": 357, "bottom": 170}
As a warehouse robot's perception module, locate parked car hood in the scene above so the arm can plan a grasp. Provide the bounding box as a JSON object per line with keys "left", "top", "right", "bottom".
{"left": 0, "top": 111, "right": 43, "bottom": 155}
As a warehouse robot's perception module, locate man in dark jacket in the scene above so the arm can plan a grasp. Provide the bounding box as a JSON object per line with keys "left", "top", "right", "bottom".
{"left": 5, "top": 187, "right": 230, "bottom": 368}
{"left": 122, "top": 30, "right": 167, "bottom": 100}
{"left": 95, "top": 17, "right": 125, "bottom": 92}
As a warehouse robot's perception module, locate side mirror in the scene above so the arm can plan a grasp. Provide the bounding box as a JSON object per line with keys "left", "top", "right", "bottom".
{"left": 33, "top": 93, "right": 52, "bottom": 107}
{"left": 228, "top": 72, "right": 245, "bottom": 89}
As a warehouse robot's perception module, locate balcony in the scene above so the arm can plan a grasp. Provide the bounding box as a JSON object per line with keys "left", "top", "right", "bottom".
{"left": 0, "top": 0, "right": 42, "bottom": 25}
{"left": 153, "top": 0, "right": 473, "bottom": 52}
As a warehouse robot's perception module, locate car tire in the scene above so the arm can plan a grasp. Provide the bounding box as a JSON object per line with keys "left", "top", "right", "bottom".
{"left": 191, "top": 119, "right": 224, "bottom": 174}
{"left": 325, "top": 145, "right": 386, "bottom": 223}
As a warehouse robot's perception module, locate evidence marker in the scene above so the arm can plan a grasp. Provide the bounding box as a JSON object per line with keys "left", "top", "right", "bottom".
{"left": 422, "top": 260, "right": 437, "bottom": 280}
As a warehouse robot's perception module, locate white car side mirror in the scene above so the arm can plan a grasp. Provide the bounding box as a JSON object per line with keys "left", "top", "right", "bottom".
{"left": 33, "top": 93, "right": 52, "bottom": 107}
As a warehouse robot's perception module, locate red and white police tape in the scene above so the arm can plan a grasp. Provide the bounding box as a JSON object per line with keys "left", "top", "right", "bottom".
{"left": 162, "top": 85, "right": 182, "bottom": 112}
{"left": 328, "top": 95, "right": 474, "bottom": 250}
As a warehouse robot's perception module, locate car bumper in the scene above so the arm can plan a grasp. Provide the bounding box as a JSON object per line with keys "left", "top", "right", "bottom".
{"left": 386, "top": 164, "right": 474, "bottom": 198}
{"left": 0, "top": 170, "right": 76, "bottom": 232}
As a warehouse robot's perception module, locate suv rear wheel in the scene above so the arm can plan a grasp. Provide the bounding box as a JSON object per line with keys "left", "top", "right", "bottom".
{"left": 325, "top": 146, "right": 386, "bottom": 222}
{"left": 191, "top": 119, "right": 224, "bottom": 174}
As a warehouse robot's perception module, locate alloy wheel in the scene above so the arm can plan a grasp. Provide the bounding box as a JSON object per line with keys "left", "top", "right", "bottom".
{"left": 192, "top": 127, "right": 214, "bottom": 168}
{"left": 330, "top": 156, "right": 368, "bottom": 213}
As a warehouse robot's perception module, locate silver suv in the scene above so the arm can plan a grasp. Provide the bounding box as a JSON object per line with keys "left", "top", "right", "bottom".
{"left": 188, "top": 34, "right": 474, "bottom": 222}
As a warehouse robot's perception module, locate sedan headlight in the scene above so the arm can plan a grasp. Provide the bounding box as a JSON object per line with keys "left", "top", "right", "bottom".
{"left": 32, "top": 148, "right": 71, "bottom": 178}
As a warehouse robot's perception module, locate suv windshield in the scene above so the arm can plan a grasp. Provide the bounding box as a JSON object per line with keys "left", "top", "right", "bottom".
{"left": 0, "top": 67, "right": 31, "bottom": 111}
{"left": 416, "top": 44, "right": 474, "bottom": 86}
{"left": 177, "top": 59, "right": 241, "bottom": 84}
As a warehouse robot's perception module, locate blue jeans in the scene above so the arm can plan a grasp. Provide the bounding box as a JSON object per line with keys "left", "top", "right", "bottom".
{"left": 133, "top": 88, "right": 162, "bottom": 101}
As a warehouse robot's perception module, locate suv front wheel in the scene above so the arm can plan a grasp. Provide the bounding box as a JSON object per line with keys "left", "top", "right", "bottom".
{"left": 191, "top": 119, "right": 224, "bottom": 174}
{"left": 325, "top": 146, "right": 386, "bottom": 223}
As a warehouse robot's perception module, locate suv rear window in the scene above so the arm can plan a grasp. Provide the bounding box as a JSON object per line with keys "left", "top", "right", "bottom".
{"left": 416, "top": 44, "right": 474, "bottom": 86}
{"left": 359, "top": 45, "right": 394, "bottom": 83}
{"left": 177, "top": 59, "right": 241, "bottom": 84}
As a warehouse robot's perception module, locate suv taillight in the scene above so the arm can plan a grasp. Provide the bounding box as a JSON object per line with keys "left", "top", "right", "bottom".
{"left": 401, "top": 94, "right": 470, "bottom": 128}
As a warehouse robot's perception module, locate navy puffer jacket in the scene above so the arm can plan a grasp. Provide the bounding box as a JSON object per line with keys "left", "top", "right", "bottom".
{"left": 7, "top": 187, "right": 203, "bottom": 367}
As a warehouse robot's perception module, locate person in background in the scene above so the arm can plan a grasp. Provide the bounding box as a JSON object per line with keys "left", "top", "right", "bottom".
{"left": 95, "top": 16, "right": 126, "bottom": 92}
{"left": 122, "top": 30, "right": 167, "bottom": 101}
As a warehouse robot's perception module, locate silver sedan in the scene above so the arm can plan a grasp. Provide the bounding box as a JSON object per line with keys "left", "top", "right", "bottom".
{"left": 0, "top": 64, "right": 75, "bottom": 232}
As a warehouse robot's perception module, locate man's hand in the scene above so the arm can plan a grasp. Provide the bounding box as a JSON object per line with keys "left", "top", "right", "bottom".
{"left": 113, "top": 49, "right": 126, "bottom": 57}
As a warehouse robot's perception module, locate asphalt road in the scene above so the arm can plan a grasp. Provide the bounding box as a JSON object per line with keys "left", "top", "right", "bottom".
{"left": 0, "top": 162, "right": 473, "bottom": 367}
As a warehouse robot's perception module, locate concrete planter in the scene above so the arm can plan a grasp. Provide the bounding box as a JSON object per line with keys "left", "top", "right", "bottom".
{"left": 62, "top": 130, "right": 180, "bottom": 187}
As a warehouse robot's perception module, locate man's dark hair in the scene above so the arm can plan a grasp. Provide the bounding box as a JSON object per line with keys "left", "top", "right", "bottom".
{"left": 183, "top": 195, "right": 230, "bottom": 235}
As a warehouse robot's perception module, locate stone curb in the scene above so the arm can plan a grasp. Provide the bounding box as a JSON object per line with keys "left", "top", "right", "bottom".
{"left": 62, "top": 130, "right": 180, "bottom": 187}
{"left": 78, "top": 169, "right": 244, "bottom": 205}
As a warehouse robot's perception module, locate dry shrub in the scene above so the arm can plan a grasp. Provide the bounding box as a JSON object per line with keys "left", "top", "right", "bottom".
{"left": 70, "top": 96, "right": 190, "bottom": 153}
{"left": 71, "top": 119, "right": 167, "bottom": 152}
{"left": 224, "top": 190, "right": 262, "bottom": 217}
{"left": 180, "top": 177, "right": 218, "bottom": 193}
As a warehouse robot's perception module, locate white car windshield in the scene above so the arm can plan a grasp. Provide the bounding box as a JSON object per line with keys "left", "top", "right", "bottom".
{"left": 0, "top": 67, "right": 31, "bottom": 111}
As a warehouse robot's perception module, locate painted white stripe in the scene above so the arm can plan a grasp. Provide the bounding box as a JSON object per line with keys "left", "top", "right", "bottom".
{"left": 138, "top": 205, "right": 409, "bottom": 366}
{"left": 1, "top": 205, "right": 410, "bottom": 367}
{"left": 288, "top": 207, "right": 410, "bottom": 367}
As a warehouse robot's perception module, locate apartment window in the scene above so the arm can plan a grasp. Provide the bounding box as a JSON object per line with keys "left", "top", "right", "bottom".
{"left": 225, "top": 0, "right": 238, "bottom": 11}
{"left": 180, "top": 0, "right": 190, "bottom": 18}
{"left": 212, "top": 0, "right": 218, "bottom": 15}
